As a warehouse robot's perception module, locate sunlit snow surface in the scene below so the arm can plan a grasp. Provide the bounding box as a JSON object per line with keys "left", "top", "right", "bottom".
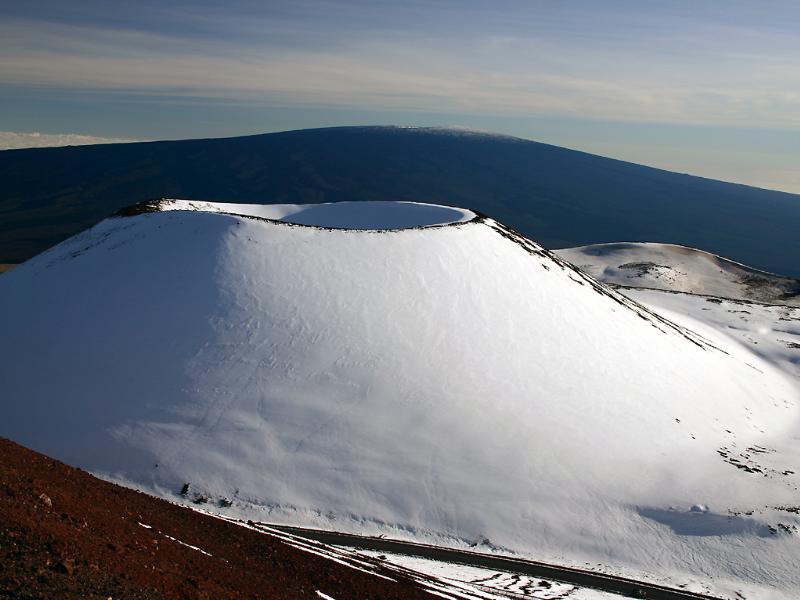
{"left": 1, "top": 200, "right": 799, "bottom": 599}
{"left": 556, "top": 242, "right": 800, "bottom": 306}
{"left": 216, "top": 516, "right": 635, "bottom": 599}
{"left": 160, "top": 199, "right": 476, "bottom": 229}
{"left": 355, "top": 550, "right": 641, "bottom": 600}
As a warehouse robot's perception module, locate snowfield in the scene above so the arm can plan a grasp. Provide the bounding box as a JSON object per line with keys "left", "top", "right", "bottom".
{"left": 555, "top": 242, "right": 800, "bottom": 306}
{"left": 1, "top": 200, "right": 798, "bottom": 599}
{"left": 354, "top": 550, "right": 643, "bottom": 600}
{"left": 158, "top": 199, "right": 477, "bottom": 229}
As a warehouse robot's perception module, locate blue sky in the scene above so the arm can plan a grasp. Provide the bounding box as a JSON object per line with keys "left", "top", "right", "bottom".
{"left": 1, "top": 0, "right": 799, "bottom": 192}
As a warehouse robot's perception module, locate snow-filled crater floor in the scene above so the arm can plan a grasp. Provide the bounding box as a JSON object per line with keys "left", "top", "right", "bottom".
{"left": 1, "top": 200, "right": 798, "bottom": 599}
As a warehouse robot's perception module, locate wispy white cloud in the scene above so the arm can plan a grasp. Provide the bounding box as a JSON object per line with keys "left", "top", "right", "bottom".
{"left": 1, "top": 12, "right": 799, "bottom": 130}
{"left": 0, "top": 131, "right": 136, "bottom": 150}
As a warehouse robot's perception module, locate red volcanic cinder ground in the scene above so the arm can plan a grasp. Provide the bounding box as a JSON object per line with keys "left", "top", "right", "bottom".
{"left": 0, "top": 437, "right": 434, "bottom": 599}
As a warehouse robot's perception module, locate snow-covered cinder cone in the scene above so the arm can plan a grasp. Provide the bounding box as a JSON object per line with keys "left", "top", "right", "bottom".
{"left": 1, "top": 199, "right": 798, "bottom": 598}
{"left": 555, "top": 241, "right": 800, "bottom": 305}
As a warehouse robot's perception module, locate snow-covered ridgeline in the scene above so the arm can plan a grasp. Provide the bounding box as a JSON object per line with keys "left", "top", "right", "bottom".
{"left": 157, "top": 198, "right": 477, "bottom": 228}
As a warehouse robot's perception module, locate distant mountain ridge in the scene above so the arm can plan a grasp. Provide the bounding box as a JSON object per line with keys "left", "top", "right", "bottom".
{"left": 1, "top": 125, "right": 799, "bottom": 276}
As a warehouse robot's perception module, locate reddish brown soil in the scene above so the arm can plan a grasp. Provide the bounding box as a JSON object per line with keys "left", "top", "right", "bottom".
{"left": 0, "top": 438, "right": 434, "bottom": 599}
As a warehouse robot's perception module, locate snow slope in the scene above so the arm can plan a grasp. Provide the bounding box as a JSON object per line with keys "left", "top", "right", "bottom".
{"left": 1, "top": 200, "right": 799, "bottom": 599}
{"left": 622, "top": 290, "right": 800, "bottom": 385}
{"left": 555, "top": 242, "right": 800, "bottom": 306}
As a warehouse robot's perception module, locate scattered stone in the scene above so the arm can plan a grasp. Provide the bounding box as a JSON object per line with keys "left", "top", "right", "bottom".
{"left": 53, "top": 558, "right": 75, "bottom": 575}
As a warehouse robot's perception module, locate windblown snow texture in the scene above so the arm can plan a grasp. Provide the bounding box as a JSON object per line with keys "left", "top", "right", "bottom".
{"left": 0, "top": 200, "right": 798, "bottom": 599}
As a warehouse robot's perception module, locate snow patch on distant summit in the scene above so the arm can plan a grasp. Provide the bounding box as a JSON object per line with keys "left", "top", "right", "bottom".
{"left": 387, "top": 125, "right": 525, "bottom": 140}
{"left": 159, "top": 199, "right": 476, "bottom": 230}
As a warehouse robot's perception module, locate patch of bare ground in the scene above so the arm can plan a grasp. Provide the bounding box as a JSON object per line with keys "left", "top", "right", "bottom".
{"left": 0, "top": 437, "right": 434, "bottom": 600}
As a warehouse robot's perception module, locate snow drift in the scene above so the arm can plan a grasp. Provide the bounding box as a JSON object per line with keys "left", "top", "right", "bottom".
{"left": 1, "top": 199, "right": 798, "bottom": 598}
